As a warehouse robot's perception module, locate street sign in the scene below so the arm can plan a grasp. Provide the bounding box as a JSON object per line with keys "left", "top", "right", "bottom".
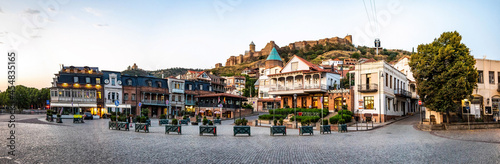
{"left": 138, "top": 102, "right": 142, "bottom": 107}
{"left": 46, "top": 100, "right": 50, "bottom": 105}
{"left": 418, "top": 100, "right": 422, "bottom": 105}
{"left": 115, "top": 100, "right": 119, "bottom": 107}
{"left": 166, "top": 100, "right": 169, "bottom": 105}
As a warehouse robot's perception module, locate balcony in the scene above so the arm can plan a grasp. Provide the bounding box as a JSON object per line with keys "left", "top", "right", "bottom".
{"left": 394, "top": 88, "right": 411, "bottom": 98}
{"left": 141, "top": 99, "right": 167, "bottom": 106}
{"left": 198, "top": 103, "right": 241, "bottom": 109}
{"left": 358, "top": 84, "right": 378, "bottom": 93}
{"left": 268, "top": 84, "right": 328, "bottom": 94}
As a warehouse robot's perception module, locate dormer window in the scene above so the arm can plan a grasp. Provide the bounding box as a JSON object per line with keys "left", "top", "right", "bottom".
{"left": 147, "top": 80, "right": 152, "bottom": 87}
{"left": 74, "top": 77, "right": 79, "bottom": 83}
{"left": 127, "top": 79, "right": 133, "bottom": 85}
{"left": 111, "top": 78, "right": 116, "bottom": 86}
{"left": 157, "top": 81, "right": 162, "bottom": 88}
{"left": 86, "top": 77, "right": 90, "bottom": 84}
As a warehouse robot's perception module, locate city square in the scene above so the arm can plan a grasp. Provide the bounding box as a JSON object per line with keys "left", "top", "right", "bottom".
{"left": 0, "top": 114, "right": 499, "bottom": 163}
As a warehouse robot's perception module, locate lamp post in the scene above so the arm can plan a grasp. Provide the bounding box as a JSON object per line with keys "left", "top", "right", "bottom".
{"left": 272, "top": 95, "right": 276, "bottom": 125}
{"left": 294, "top": 93, "right": 297, "bottom": 128}
{"left": 379, "top": 71, "right": 384, "bottom": 123}
{"left": 465, "top": 98, "right": 470, "bottom": 130}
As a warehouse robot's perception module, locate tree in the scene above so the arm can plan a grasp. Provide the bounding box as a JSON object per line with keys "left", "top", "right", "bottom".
{"left": 409, "top": 31, "right": 477, "bottom": 123}
{"left": 351, "top": 52, "right": 360, "bottom": 59}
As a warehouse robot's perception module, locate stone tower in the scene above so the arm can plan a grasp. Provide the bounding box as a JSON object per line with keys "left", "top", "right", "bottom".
{"left": 249, "top": 41, "right": 255, "bottom": 53}
{"left": 265, "top": 47, "right": 283, "bottom": 69}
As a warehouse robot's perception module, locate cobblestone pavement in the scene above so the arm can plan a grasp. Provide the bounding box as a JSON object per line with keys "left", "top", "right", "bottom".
{"left": 0, "top": 114, "right": 499, "bottom": 164}
{"left": 431, "top": 129, "right": 500, "bottom": 144}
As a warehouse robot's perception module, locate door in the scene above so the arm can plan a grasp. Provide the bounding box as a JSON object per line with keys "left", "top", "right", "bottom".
{"left": 365, "top": 74, "right": 371, "bottom": 89}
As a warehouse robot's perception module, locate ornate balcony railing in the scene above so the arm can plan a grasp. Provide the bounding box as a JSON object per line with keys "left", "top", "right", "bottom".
{"left": 394, "top": 88, "right": 411, "bottom": 97}
{"left": 269, "top": 84, "right": 328, "bottom": 92}
{"left": 358, "top": 84, "right": 378, "bottom": 93}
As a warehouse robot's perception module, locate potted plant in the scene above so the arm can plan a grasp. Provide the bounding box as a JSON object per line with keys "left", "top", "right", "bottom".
{"left": 338, "top": 118, "right": 347, "bottom": 133}
{"left": 234, "top": 118, "right": 251, "bottom": 136}
{"left": 46, "top": 110, "right": 54, "bottom": 122}
{"left": 159, "top": 114, "right": 169, "bottom": 126}
{"left": 200, "top": 119, "right": 217, "bottom": 136}
{"left": 270, "top": 118, "right": 286, "bottom": 136}
{"left": 165, "top": 118, "right": 181, "bottom": 134}
{"left": 135, "top": 116, "right": 149, "bottom": 133}
{"left": 299, "top": 118, "right": 313, "bottom": 135}
{"left": 214, "top": 116, "right": 221, "bottom": 124}
{"left": 320, "top": 119, "right": 331, "bottom": 134}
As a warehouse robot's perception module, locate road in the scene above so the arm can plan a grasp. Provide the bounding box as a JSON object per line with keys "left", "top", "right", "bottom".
{"left": 0, "top": 113, "right": 498, "bottom": 163}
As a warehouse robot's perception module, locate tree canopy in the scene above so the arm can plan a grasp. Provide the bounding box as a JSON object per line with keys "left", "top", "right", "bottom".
{"left": 409, "top": 31, "right": 477, "bottom": 119}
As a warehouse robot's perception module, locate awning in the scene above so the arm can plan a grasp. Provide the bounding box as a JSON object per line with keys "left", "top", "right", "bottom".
{"left": 105, "top": 104, "right": 132, "bottom": 108}
{"left": 50, "top": 103, "right": 97, "bottom": 108}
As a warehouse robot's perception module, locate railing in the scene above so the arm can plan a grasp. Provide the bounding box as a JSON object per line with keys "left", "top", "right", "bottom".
{"left": 141, "top": 99, "right": 166, "bottom": 105}
{"left": 394, "top": 88, "right": 411, "bottom": 97}
{"left": 269, "top": 84, "right": 328, "bottom": 92}
{"left": 358, "top": 84, "right": 378, "bottom": 92}
{"left": 198, "top": 103, "right": 241, "bottom": 109}
{"left": 50, "top": 97, "right": 96, "bottom": 102}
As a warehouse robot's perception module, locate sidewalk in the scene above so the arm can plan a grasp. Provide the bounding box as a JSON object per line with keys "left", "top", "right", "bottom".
{"left": 347, "top": 114, "right": 413, "bottom": 131}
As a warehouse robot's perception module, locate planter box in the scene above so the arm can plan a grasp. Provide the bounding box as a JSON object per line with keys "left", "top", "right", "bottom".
{"left": 233, "top": 126, "right": 251, "bottom": 136}
{"left": 299, "top": 126, "right": 314, "bottom": 135}
{"left": 180, "top": 119, "right": 189, "bottom": 125}
{"left": 165, "top": 125, "right": 182, "bottom": 134}
{"left": 73, "top": 118, "right": 84, "bottom": 123}
{"left": 56, "top": 117, "right": 63, "bottom": 123}
{"left": 109, "top": 121, "right": 129, "bottom": 131}
{"left": 159, "top": 119, "right": 169, "bottom": 126}
{"left": 270, "top": 126, "right": 286, "bottom": 136}
{"left": 146, "top": 120, "right": 151, "bottom": 127}
{"left": 338, "top": 124, "right": 348, "bottom": 133}
{"left": 135, "top": 123, "right": 149, "bottom": 133}
{"left": 320, "top": 125, "right": 331, "bottom": 134}
{"left": 199, "top": 126, "right": 217, "bottom": 136}
{"left": 46, "top": 115, "right": 54, "bottom": 122}
{"left": 213, "top": 119, "right": 222, "bottom": 124}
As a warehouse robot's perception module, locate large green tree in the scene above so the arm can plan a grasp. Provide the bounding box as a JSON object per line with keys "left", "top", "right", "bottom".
{"left": 409, "top": 31, "right": 477, "bottom": 123}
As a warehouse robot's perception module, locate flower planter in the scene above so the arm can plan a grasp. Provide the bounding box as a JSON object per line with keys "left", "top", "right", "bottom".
{"left": 338, "top": 124, "right": 348, "bottom": 133}
{"left": 109, "top": 121, "right": 129, "bottom": 131}
{"left": 199, "top": 125, "right": 217, "bottom": 136}
{"left": 320, "top": 125, "right": 331, "bottom": 134}
{"left": 165, "top": 125, "right": 182, "bottom": 134}
{"left": 146, "top": 119, "right": 151, "bottom": 127}
{"left": 56, "top": 117, "right": 63, "bottom": 123}
{"left": 270, "top": 126, "right": 286, "bottom": 136}
{"left": 180, "top": 119, "right": 189, "bottom": 125}
{"left": 159, "top": 119, "right": 169, "bottom": 126}
{"left": 135, "top": 123, "right": 149, "bottom": 133}
{"left": 299, "top": 126, "right": 314, "bottom": 135}
{"left": 73, "top": 118, "right": 84, "bottom": 123}
{"left": 233, "top": 126, "right": 251, "bottom": 136}
{"left": 46, "top": 115, "right": 54, "bottom": 122}
{"left": 213, "top": 119, "right": 222, "bottom": 124}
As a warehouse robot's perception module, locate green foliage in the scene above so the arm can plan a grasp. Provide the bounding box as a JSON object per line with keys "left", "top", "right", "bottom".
{"left": 338, "top": 118, "right": 346, "bottom": 124}
{"left": 208, "top": 120, "right": 214, "bottom": 125}
{"left": 160, "top": 114, "right": 166, "bottom": 119}
{"left": 110, "top": 115, "right": 117, "bottom": 121}
{"left": 258, "top": 114, "right": 286, "bottom": 120}
{"left": 242, "top": 74, "right": 257, "bottom": 97}
{"left": 234, "top": 119, "right": 242, "bottom": 126}
{"left": 202, "top": 118, "right": 208, "bottom": 125}
{"left": 321, "top": 119, "right": 329, "bottom": 125}
{"left": 268, "top": 108, "right": 328, "bottom": 117}
{"left": 183, "top": 115, "right": 188, "bottom": 120}
{"left": 139, "top": 116, "right": 147, "bottom": 123}
{"left": 300, "top": 118, "right": 311, "bottom": 126}
{"left": 273, "top": 119, "right": 278, "bottom": 126}
{"left": 279, "top": 118, "right": 284, "bottom": 126}
{"left": 0, "top": 85, "right": 50, "bottom": 110}
{"left": 290, "top": 116, "right": 320, "bottom": 123}
{"left": 409, "top": 31, "right": 477, "bottom": 120}
{"left": 141, "top": 108, "right": 150, "bottom": 116}
{"left": 172, "top": 119, "right": 178, "bottom": 125}
{"left": 351, "top": 52, "right": 360, "bottom": 59}
{"left": 242, "top": 118, "right": 248, "bottom": 126}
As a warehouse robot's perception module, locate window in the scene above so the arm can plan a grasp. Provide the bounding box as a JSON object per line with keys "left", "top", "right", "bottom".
{"left": 312, "top": 97, "right": 318, "bottom": 108}
{"left": 302, "top": 97, "right": 307, "bottom": 108}
{"left": 188, "top": 84, "right": 192, "bottom": 90}
{"left": 175, "top": 95, "right": 178, "bottom": 102}
{"left": 86, "top": 77, "right": 90, "bottom": 84}
{"left": 131, "top": 94, "right": 136, "bottom": 100}
{"left": 157, "top": 81, "right": 162, "bottom": 88}
{"left": 124, "top": 93, "right": 129, "bottom": 101}
{"left": 147, "top": 80, "right": 152, "bottom": 87}
{"left": 393, "top": 77, "right": 396, "bottom": 89}
{"left": 390, "top": 75, "right": 392, "bottom": 89}
{"left": 111, "top": 78, "right": 116, "bottom": 86}
{"left": 96, "top": 78, "right": 100, "bottom": 84}
{"left": 283, "top": 98, "right": 288, "bottom": 108}
{"left": 323, "top": 96, "right": 329, "bottom": 110}
{"left": 385, "top": 73, "right": 388, "bottom": 87}
{"left": 489, "top": 71, "right": 494, "bottom": 84}
{"left": 199, "top": 85, "right": 203, "bottom": 90}
{"left": 364, "top": 96, "right": 374, "bottom": 109}
{"left": 291, "top": 62, "right": 298, "bottom": 71}
{"left": 478, "top": 71, "right": 483, "bottom": 83}
{"left": 127, "top": 79, "right": 133, "bottom": 86}
{"left": 74, "top": 77, "right": 79, "bottom": 83}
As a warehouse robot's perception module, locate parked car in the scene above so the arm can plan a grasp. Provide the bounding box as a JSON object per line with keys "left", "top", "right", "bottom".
{"left": 83, "top": 112, "right": 93, "bottom": 120}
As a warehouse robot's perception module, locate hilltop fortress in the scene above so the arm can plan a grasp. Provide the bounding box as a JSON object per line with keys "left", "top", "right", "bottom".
{"left": 224, "top": 35, "right": 352, "bottom": 67}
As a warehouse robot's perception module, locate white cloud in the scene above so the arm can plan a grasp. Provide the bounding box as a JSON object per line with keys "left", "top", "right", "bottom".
{"left": 94, "top": 23, "right": 109, "bottom": 28}
{"left": 24, "top": 8, "right": 41, "bottom": 14}
{"left": 84, "top": 7, "right": 101, "bottom": 17}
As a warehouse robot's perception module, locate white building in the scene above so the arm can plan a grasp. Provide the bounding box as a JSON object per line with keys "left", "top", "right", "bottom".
{"left": 392, "top": 56, "right": 419, "bottom": 113}
{"left": 321, "top": 58, "right": 344, "bottom": 67}
{"left": 102, "top": 71, "right": 131, "bottom": 114}
{"left": 353, "top": 60, "right": 410, "bottom": 123}
{"left": 168, "top": 77, "right": 185, "bottom": 116}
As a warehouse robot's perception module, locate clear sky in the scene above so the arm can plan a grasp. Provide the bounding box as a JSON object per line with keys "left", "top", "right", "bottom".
{"left": 1, "top": 0, "right": 499, "bottom": 91}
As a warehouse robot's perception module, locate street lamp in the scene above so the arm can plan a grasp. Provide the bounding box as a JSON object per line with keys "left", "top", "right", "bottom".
{"left": 465, "top": 98, "right": 470, "bottom": 130}
{"left": 379, "top": 71, "right": 384, "bottom": 123}
{"left": 272, "top": 95, "right": 276, "bottom": 125}
{"left": 294, "top": 93, "right": 297, "bottom": 128}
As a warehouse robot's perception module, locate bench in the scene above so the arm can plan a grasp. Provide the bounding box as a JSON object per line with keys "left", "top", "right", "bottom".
{"left": 199, "top": 126, "right": 217, "bottom": 136}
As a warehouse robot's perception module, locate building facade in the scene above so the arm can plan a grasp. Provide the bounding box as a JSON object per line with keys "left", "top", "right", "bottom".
{"left": 102, "top": 71, "right": 131, "bottom": 115}
{"left": 353, "top": 61, "right": 410, "bottom": 123}
{"left": 223, "top": 76, "right": 246, "bottom": 95}
{"left": 464, "top": 58, "right": 500, "bottom": 121}
{"left": 392, "top": 56, "right": 419, "bottom": 114}
{"left": 50, "top": 66, "right": 104, "bottom": 116}
{"left": 167, "top": 77, "right": 185, "bottom": 116}
{"left": 196, "top": 93, "right": 249, "bottom": 118}
{"left": 121, "top": 75, "right": 169, "bottom": 118}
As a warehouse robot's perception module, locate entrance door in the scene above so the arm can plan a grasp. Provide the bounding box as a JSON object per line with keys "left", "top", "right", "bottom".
{"left": 401, "top": 102, "right": 406, "bottom": 115}
{"left": 365, "top": 74, "right": 371, "bottom": 89}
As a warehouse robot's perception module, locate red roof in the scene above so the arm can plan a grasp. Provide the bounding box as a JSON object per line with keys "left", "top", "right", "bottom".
{"left": 294, "top": 55, "right": 324, "bottom": 71}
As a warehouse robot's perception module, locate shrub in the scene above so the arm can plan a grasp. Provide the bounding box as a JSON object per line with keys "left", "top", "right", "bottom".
{"left": 234, "top": 119, "right": 242, "bottom": 126}
{"left": 141, "top": 108, "right": 150, "bottom": 116}
{"left": 301, "top": 118, "right": 310, "bottom": 126}
{"left": 321, "top": 119, "right": 329, "bottom": 125}
{"left": 172, "top": 119, "right": 178, "bottom": 125}
{"left": 203, "top": 118, "right": 208, "bottom": 125}
{"left": 273, "top": 119, "right": 278, "bottom": 126}
{"left": 290, "top": 116, "right": 320, "bottom": 123}
{"left": 139, "top": 116, "right": 147, "bottom": 123}
{"left": 195, "top": 115, "right": 199, "bottom": 122}
{"left": 160, "top": 114, "right": 166, "bottom": 119}
{"left": 183, "top": 115, "right": 188, "bottom": 120}
{"left": 329, "top": 115, "right": 341, "bottom": 124}
{"left": 242, "top": 118, "right": 248, "bottom": 126}
{"left": 208, "top": 120, "right": 213, "bottom": 125}
{"left": 338, "top": 118, "right": 346, "bottom": 124}
{"left": 217, "top": 116, "right": 220, "bottom": 120}
{"left": 110, "top": 115, "right": 117, "bottom": 121}
{"left": 279, "top": 118, "right": 284, "bottom": 126}
{"left": 342, "top": 114, "right": 352, "bottom": 123}
{"left": 258, "top": 114, "right": 286, "bottom": 120}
